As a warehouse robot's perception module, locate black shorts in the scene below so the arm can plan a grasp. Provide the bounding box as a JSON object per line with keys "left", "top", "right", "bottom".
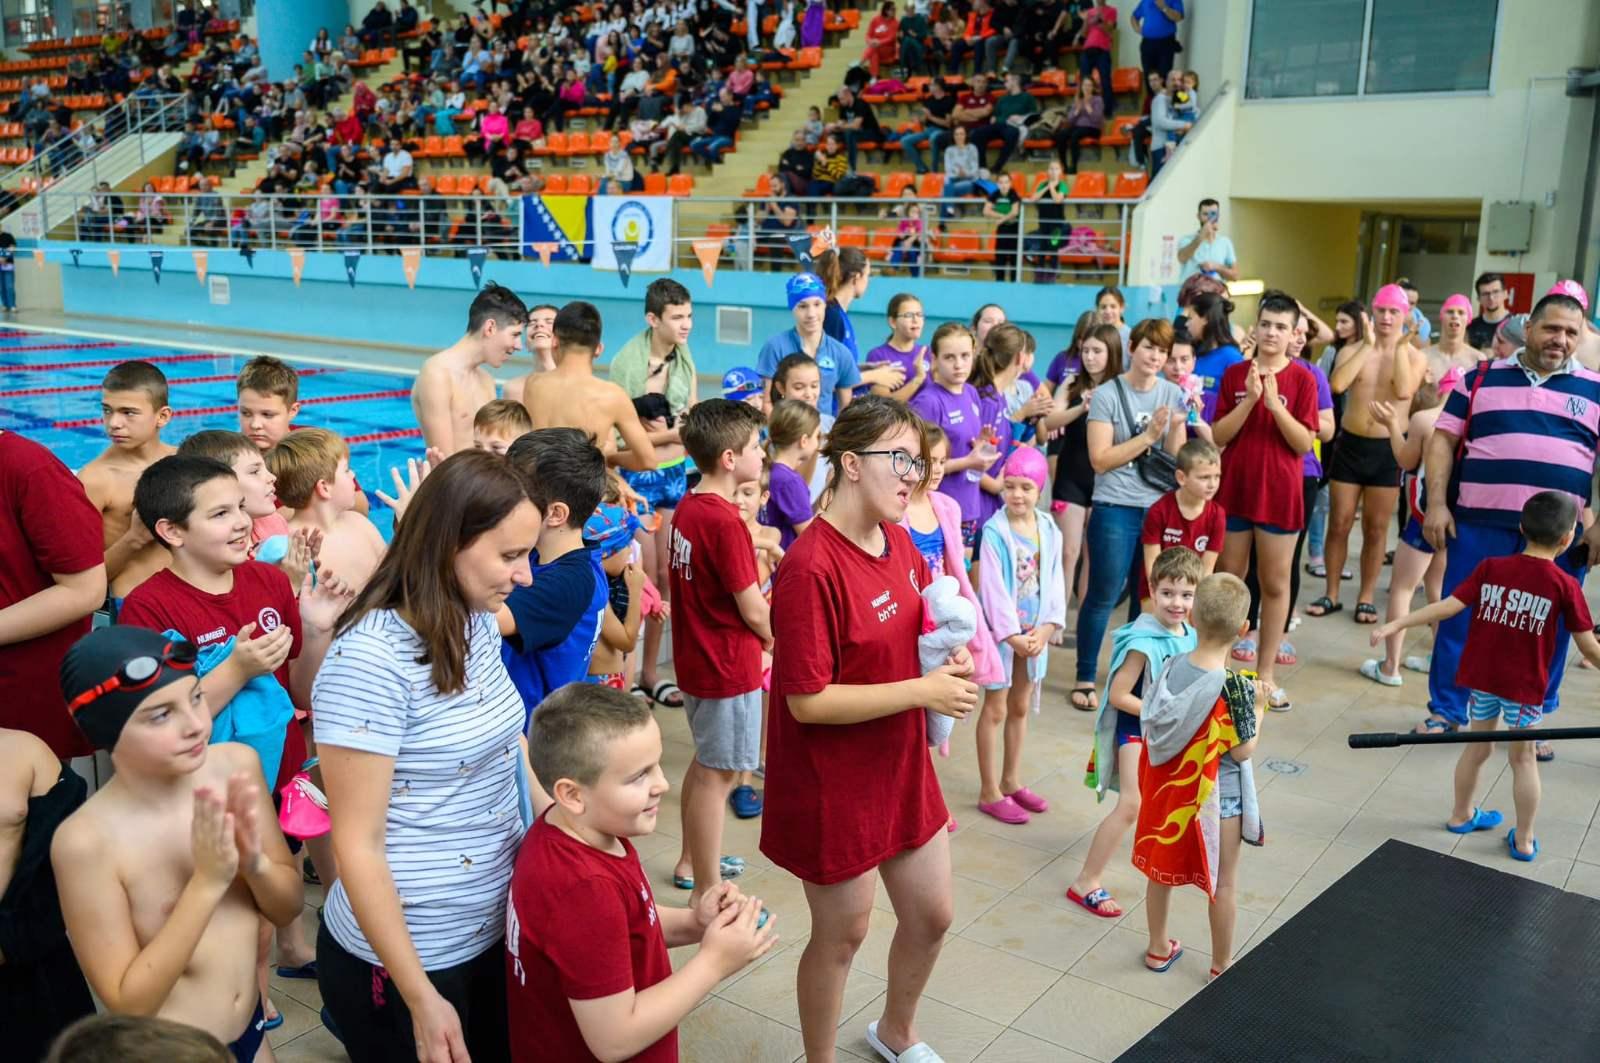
{"left": 1328, "top": 433, "right": 1400, "bottom": 489}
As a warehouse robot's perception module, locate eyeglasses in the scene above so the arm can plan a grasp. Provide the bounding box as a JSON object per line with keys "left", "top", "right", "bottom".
{"left": 857, "top": 449, "right": 927, "bottom": 479}
{"left": 66, "top": 639, "right": 197, "bottom": 716}
{"left": 896, "top": 312, "right": 925, "bottom": 320}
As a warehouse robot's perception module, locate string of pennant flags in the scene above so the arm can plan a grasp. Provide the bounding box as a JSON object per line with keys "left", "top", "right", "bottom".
{"left": 26, "top": 227, "right": 837, "bottom": 292}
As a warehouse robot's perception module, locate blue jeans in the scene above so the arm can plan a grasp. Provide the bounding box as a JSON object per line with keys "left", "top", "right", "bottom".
{"left": 691, "top": 134, "right": 733, "bottom": 163}
{"left": 1427, "top": 520, "right": 1586, "bottom": 726}
{"left": 0, "top": 269, "right": 14, "bottom": 310}
{"left": 900, "top": 129, "right": 937, "bottom": 173}
{"left": 1075, "top": 503, "right": 1146, "bottom": 684}
{"left": 1306, "top": 482, "right": 1329, "bottom": 559}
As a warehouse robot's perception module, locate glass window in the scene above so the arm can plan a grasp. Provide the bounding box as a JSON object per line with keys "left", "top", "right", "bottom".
{"left": 1365, "top": 0, "right": 1497, "bottom": 95}
{"left": 1247, "top": 0, "right": 1498, "bottom": 100}
{"left": 1246, "top": 0, "right": 1366, "bottom": 100}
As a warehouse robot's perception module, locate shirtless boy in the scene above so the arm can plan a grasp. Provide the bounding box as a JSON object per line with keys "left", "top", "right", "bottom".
{"left": 521, "top": 300, "right": 659, "bottom": 471}
{"left": 500, "top": 302, "right": 558, "bottom": 406}
{"left": 1314, "top": 284, "right": 1424, "bottom": 623}
{"left": 238, "top": 356, "right": 369, "bottom": 518}
{"left": 1423, "top": 293, "right": 1483, "bottom": 386}
{"left": 79, "top": 361, "right": 176, "bottom": 602}
{"left": 53, "top": 625, "right": 304, "bottom": 1060}
{"left": 411, "top": 283, "right": 528, "bottom": 454}
{"left": 267, "top": 427, "right": 387, "bottom": 591}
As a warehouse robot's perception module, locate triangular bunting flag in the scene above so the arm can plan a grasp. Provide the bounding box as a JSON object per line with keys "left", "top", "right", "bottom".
{"left": 401, "top": 248, "right": 421, "bottom": 289}
{"left": 612, "top": 241, "right": 639, "bottom": 288}
{"left": 467, "top": 247, "right": 487, "bottom": 288}
{"left": 692, "top": 239, "right": 722, "bottom": 288}
{"left": 240, "top": 244, "right": 255, "bottom": 268}
{"left": 193, "top": 250, "right": 208, "bottom": 285}
{"left": 288, "top": 249, "right": 305, "bottom": 287}
{"left": 343, "top": 251, "right": 360, "bottom": 288}
{"left": 69, "top": 248, "right": 81, "bottom": 268}
{"left": 149, "top": 250, "right": 163, "bottom": 285}
{"left": 811, "top": 226, "right": 835, "bottom": 256}
{"left": 106, "top": 250, "right": 120, "bottom": 277}
{"left": 532, "top": 241, "right": 556, "bottom": 267}
{"left": 31, "top": 249, "right": 44, "bottom": 269}
{"left": 787, "top": 232, "right": 813, "bottom": 268}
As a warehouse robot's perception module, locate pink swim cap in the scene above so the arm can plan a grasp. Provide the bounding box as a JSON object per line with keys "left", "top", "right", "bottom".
{"left": 1002, "top": 446, "right": 1048, "bottom": 490}
{"left": 1372, "top": 284, "right": 1410, "bottom": 312}
{"left": 1547, "top": 279, "right": 1590, "bottom": 311}
{"left": 1441, "top": 293, "right": 1472, "bottom": 314}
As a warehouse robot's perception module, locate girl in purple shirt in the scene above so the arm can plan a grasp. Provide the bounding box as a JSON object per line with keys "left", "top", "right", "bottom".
{"left": 910, "top": 322, "right": 1000, "bottom": 550}
{"left": 762, "top": 399, "right": 821, "bottom": 548}
{"left": 863, "top": 292, "right": 931, "bottom": 403}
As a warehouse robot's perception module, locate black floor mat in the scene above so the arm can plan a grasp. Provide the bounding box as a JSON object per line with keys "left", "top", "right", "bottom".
{"left": 1118, "top": 840, "right": 1600, "bottom": 1062}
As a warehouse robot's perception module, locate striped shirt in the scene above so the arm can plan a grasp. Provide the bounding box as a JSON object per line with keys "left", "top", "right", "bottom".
{"left": 1436, "top": 354, "right": 1600, "bottom": 529}
{"left": 313, "top": 609, "right": 525, "bottom": 969}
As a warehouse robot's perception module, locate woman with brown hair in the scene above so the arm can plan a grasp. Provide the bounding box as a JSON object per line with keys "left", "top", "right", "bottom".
{"left": 761, "top": 396, "right": 978, "bottom": 1063}
{"left": 313, "top": 450, "right": 542, "bottom": 1062}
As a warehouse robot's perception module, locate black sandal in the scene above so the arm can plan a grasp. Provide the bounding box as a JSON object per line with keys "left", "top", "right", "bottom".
{"left": 1069, "top": 685, "right": 1097, "bottom": 711}
{"left": 1354, "top": 602, "right": 1379, "bottom": 624}
{"left": 1306, "top": 596, "right": 1343, "bottom": 617}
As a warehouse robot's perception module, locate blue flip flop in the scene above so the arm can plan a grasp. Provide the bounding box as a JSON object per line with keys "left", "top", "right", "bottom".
{"left": 673, "top": 855, "right": 747, "bottom": 889}
{"left": 275, "top": 960, "right": 317, "bottom": 979}
{"left": 1145, "top": 938, "right": 1183, "bottom": 973}
{"left": 261, "top": 1011, "right": 284, "bottom": 1032}
{"left": 1507, "top": 828, "right": 1540, "bottom": 862}
{"left": 1446, "top": 807, "right": 1503, "bottom": 834}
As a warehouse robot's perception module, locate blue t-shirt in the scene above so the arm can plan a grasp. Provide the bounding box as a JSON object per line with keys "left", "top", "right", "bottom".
{"left": 1134, "top": 0, "right": 1183, "bottom": 38}
{"left": 823, "top": 300, "right": 859, "bottom": 360}
{"left": 500, "top": 547, "right": 607, "bottom": 727}
{"left": 1193, "top": 343, "right": 1243, "bottom": 423}
{"left": 756, "top": 328, "right": 862, "bottom": 416}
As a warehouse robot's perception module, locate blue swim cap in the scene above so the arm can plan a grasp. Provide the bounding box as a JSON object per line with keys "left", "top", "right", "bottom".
{"left": 786, "top": 271, "right": 826, "bottom": 310}
{"left": 722, "top": 366, "right": 763, "bottom": 400}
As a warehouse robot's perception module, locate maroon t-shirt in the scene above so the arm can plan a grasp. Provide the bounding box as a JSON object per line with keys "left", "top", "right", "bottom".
{"left": 1450, "top": 553, "right": 1593, "bottom": 706}
{"left": 0, "top": 433, "right": 105, "bottom": 758}
{"left": 760, "top": 519, "right": 945, "bottom": 884}
{"left": 667, "top": 491, "right": 762, "bottom": 698}
{"left": 118, "top": 561, "right": 305, "bottom": 786}
{"left": 1138, "top": 492, "right": 1226, "bottom": 599}
{"left": 1214, "top": 360, "right": 1319, "bottom": 531}
{"left": 506, "top": 813, "right": 676, "bottom": 1062}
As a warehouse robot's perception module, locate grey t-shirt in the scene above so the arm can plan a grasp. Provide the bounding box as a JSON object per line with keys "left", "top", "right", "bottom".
{"left": 1087, "top": 373, "right": 1186, "bottom": 507}
{"left": 1155, "top": 654, "right": 1243, "bottom": 797}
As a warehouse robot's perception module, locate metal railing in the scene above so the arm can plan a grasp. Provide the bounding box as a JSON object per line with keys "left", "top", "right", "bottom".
{"left": 1, "top": 91, "right": 187, "bottom": 191}
{"left": 39, "top": 190, "right": 1137, "bottom": 283}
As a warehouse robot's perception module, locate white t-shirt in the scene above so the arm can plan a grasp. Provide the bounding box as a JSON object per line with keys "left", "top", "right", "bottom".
{"left": 381, "top": 148, "right": 413, "bottom": 180}
{"left": 314, "top": 609, "right": 525, "bottom": 969}
{"left": 1179, "top": 232, "right": 1236, "bottom": 281}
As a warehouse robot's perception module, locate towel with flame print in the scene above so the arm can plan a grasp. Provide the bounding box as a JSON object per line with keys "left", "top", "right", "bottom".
{"left": 1130, "top": 686, "right": 1245, "bottom": 898}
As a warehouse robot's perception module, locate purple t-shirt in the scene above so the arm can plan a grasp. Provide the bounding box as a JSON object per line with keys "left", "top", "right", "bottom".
{"left": 975, "top": 388, "right": 1011, "bottom": 528}
{"left": 1046, "top": 349, "right": 1081, "bottom": 390}
{"left": 864, "top": 341, "right": 929, "bottom": 402}
{"left": 1302, "top": 359, "right": 1334, "bottom": 479}
{"left": 910, "top": 382, "right": 985, "bottom": 521}
{"left": 761, "top": 461, "right": 812, "bottom": 549}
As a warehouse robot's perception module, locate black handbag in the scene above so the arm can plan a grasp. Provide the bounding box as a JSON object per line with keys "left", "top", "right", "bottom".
{"left": 1113, "top": 377, "right": 1180, "bottom": 493}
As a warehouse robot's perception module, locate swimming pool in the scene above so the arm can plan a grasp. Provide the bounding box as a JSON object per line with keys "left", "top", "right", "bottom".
{"left": 0, "top": 327, "right": 424, "bottom": 539}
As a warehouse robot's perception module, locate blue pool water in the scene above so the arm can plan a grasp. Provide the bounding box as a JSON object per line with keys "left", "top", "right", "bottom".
{"left": 0, "top": 328, "right": 425, "bottom": 539}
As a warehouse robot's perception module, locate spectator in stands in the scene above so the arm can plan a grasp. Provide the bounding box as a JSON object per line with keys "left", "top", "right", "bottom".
{"left": 1178, "top": 198, "right": 1238, "bottom": 282}
{"left": 403, "top": 21, "right": 442, "bottom": 73}
{"left": 900, "top": 78, "right": 954, "bottom": 174}
{"left": 808, "top": 132, "right": 849, "bottom": 197}
{"left": 397, "top": 0, "right": 420, "bottom": 36}
{"left": 1023, "top": 0, "right": 1077, "bottom": 71}
{"left": 311, "top": 26, "right": 335, "bottom": 58}
{"left": 188, "top": 176, "right": 226, "bottom": 246}
{"left": 605, "top": 58, "right": 655, "bottom": 130}
{"left": 896, "top": 2, "right": 930, "bottom": 76}
{"left": 176, "top": 119, "right": 208, "bottom": 174}
{"left": 379, "top": 139, "right": 416, "bottom": 194}
{"left": 929, "top": 4, "right": 965, "bottom": 74}
{"left": 980, "top": 72, "right": 1036, "bottom": 174}
{"left": 1149, "top": 69, "right": 1192, "bottom": 174}
{"left": 940, "top": 124, "right": 987, "bottom": 216}
{"left": 760, "top": 183, "right": 804, "bottom": 251}
{"left": 1026, "top": 159, "right": 1072, "bottom": 273}
{"left": 1076, "top": 1, "right": 1117, "bottom": 119}
{"left": 360, "top": 0, "right": 396, "bottom": 47}
{"left": 777, "top": 129, "right": 814, "bottom": 195}
{"left": 1053, "top": 75, "right": 1104, "bottom": 173}
{"left": 1132, "top": 0, "right": 1185, "bottom": 82}
{"left": 829, "top": 84, "right": 883, "bottom": 171}
{"left": 654, "top": 96, "right": 705, "bottom": 175}
{"left": 117, "top": 181, "right": 170, "bottom": 236}
{"left": 604, "top": 134, "right": 643, "bottom": 190}
{"left": 802, "top": 104, "right": 824, "bottom": 146}
{"left": 953, "top": 0, "right": 996, "bottom": 75}
{"left": 863, "top": 2, "right": 901, "bottom": 78}
{"left": 987, "top": 0, "right": 1025, "bottom": 74}
{"left": 512, "top": 106, "right": 545, "bottom": 149}
{"left": 669, "top": 19, "right": 696, "bottom": 65}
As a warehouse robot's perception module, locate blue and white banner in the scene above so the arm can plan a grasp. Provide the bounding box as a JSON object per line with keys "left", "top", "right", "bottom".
{"left": 591, "top": 195, "right": 673, "bottom": 274}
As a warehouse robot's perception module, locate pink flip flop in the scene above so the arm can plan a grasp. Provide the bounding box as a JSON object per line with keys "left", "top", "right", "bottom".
{"left": 977, "top": 795, "right": 1030, "bottom": 824}
{"left": 1007, "top": 786, "right": 1049, "bottom": 814}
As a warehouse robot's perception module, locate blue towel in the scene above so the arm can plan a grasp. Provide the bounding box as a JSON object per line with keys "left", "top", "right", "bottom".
{"left": 173, "top": 628, "right": 295, "bottom": 787}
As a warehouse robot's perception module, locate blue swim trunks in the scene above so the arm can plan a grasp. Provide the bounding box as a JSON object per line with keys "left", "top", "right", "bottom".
{"left": 622, "top": 457, "right": 689, "bottom": 511}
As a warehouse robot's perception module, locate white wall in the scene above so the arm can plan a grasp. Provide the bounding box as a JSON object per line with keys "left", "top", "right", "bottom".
{"left": 1127, "top": 81, "right": 1237, "bottom": 286}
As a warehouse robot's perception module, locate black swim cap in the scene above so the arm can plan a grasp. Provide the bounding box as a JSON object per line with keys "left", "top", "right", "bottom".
{"left": 59, "top": 626, "right": 198, "bottom": 751}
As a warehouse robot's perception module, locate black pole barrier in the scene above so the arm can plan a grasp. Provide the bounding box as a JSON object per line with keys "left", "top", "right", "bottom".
{"left": 1349, "top": 725, "right": 1600, "bottom": 749}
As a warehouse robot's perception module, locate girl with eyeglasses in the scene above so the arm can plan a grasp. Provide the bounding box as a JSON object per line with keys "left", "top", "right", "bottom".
{"left": 761, "top": 396, "right": 979, "bottom": 1063}
{"left": 864, "top": 292, "right": 931, "bottom": 403}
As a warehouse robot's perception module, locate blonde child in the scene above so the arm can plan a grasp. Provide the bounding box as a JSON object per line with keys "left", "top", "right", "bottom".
{"left": 1066, "top": 547, "right": 1201, "bottom": 916}
{"left": 586, "top": 515, "right": 647, "bottom": 691}
{"left": 472, "top": 397, "right": 534, "bottom": 455}
{"left": 269, "top": 427, "right": 387, "bottom": 591}
{"left": 970, "top": 323, "right": 1054, "bottom": 529}
{"left": 974, "top": 447, "right": 1065, "bottom": 824}
{"left": 910, "top": 322, "right": 1002, "bottom": 552}
{"left": 762, "top": 399, "right": 821, "bottom": 548}
{"left": 1362, "top": 381, "right": 1447, "bottom": 690}
{"left": 768, "top": 353, "right": 832, "bottom": 501}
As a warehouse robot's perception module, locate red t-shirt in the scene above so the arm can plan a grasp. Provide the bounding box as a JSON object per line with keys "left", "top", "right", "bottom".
{"left": 1214, "top": 360, "right": 1320, "bottom": 531}
{"left": 760, "top": 519, "right": 945, "bottom": 885}
{"left": 1450, "top": 553, "right": 1593, "bottom": 706}
{"left": 0, "top": 433, "right": 104, "bottom": 758}
{"left": 117, "top": 561, "right": 305, "bottom": 787}
{"left": 1137, "top": 492, "right": 1226, "bottom": 599}
{"left": 506, "top": 812, "right": 675, "bottom": 1062}
{"left": 667, "top": 491, "right": 762, "bottom": 698}
{"left": 957, "top": 91, "right": 994, "bottom": 127}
